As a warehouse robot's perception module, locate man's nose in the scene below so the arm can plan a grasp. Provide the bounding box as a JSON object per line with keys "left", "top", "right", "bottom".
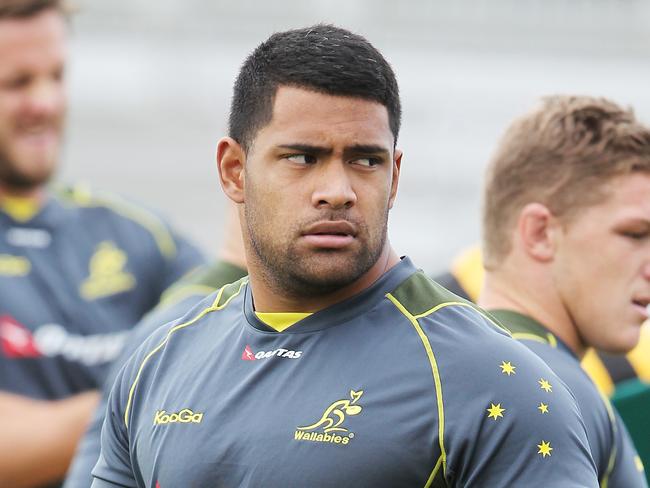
{"left": 311, "top": 161, "right": 357, "bottom": 210}
{"left": 25, "top": 78, "right": 65, "bottom": 118}
{"left": 642, "top": 260, "right": 650, "bottom": 281}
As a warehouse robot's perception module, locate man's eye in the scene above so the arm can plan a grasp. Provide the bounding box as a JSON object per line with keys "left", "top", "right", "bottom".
{"left": 622, "top": 229, "right": 649, "bottom": 240}
{"left": 352, "top": 157, "right": 380, "bottom": 167}
{"left": 286, "top": 154, "right": 316, "bottom": 165}
{"left": 2, "top": 76, "right": 30, "bottom": 90}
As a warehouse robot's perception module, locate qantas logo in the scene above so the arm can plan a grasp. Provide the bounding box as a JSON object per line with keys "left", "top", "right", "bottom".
{"left": 241, "top": 344, "right": 303, "bottom": 361}
{"left": 0, "top": 315, "right": 127, "bottom": 365}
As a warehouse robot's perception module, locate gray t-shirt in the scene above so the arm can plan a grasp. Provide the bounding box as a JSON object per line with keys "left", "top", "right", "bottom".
{"left": 92, "top": 258, "right": 599, "bottom": 487}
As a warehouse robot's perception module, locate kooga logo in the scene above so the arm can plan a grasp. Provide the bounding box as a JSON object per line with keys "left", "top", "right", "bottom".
{"left": 154, "top": 408, "right": 203, "bottom": 425}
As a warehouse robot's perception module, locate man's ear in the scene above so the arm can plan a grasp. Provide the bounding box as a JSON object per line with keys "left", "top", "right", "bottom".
{"left": 388, "top": 149, "right": 402, "bottom": 209}
{"left": 216, "top": 137, "right": 245, "bottom": 204}
{"left": 517, "top": 203, "right": 556, "bottom": 262}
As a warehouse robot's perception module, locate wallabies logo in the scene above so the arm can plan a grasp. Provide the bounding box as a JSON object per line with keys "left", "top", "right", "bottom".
{"left": 294, "top": 390, "right": 363, "bottom": 445}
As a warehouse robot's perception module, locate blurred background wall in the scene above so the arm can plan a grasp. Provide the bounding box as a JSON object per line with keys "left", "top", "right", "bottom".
{"left": 61, "top": 0, "right": 650, "bottom": 272}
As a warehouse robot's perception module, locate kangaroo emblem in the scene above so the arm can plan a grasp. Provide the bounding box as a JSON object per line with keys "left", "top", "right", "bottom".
{"left": 297, "top": 390, "right": 364, "bottom": 433}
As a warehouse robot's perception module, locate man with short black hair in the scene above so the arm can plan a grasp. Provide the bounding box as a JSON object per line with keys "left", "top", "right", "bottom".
{"left": 0, "top": 2, "right": 204, "bottom": 486}
{"left": 92, "top": 26, "right": 599, "bottom": 487}
{"left": 480, "top": 95, "right": 650, "bottom": 486}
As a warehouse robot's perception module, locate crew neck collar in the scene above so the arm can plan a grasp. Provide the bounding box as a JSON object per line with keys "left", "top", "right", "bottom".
{"left": 244, "top": 256, "right": 417, "bottom": 334}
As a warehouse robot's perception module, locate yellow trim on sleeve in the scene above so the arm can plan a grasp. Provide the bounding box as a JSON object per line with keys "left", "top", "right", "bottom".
{"left": 254, "top": 312, "right": 312, "bottom": 332}
{"left": 425, "top": 456, "right": 444, "bottom": 488}
{"left": 386, "top": 293, "right": 447, "bottom": 483}
{"left": 414, "top": 301, "right": 511, "bottom": 337}
{"left": 123, "top": 280, "right": 247, "bottom": 428}
{"left": 511, "top": 332, "right": 557, "bottom": 347}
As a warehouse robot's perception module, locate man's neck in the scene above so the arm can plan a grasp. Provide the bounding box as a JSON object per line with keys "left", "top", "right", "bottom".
{"left": 249, "top": 245, "right": 400, "bottom": 313}
{"left": 480, "top": 267, "right": 587, "bottom": 358}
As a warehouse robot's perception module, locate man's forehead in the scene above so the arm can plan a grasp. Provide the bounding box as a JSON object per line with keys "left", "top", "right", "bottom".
{"left": 0, "top": 12, "right": 66, "bottom": 75}
{"left": 260, "top": 86, "right": 393, "bottom": 145}
{"left": 0, "top": 9, "right": 66, "bottom": 49}
{"left": 571, "top": 172, "right": 650, "bottom": 222}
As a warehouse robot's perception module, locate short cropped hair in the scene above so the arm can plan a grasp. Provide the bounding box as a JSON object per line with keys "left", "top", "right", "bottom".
{"left": 483, "top": 95, "right": 650, "bottom": 268}
{"left": 228, "top": 24, "right": 401, "bottom": 152}
{"left": 0, "top": 0, "right": 69, "bottom": 18}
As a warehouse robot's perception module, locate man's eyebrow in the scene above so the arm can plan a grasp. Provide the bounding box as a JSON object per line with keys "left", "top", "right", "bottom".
{"left": 276, "top": 144, "right": 333, "bottom": 156}
{"left": 276, "top": 144, "right": 390, "bottom": 158}
{"left": 342, "top": 145, "right": 391, "bottom": 159}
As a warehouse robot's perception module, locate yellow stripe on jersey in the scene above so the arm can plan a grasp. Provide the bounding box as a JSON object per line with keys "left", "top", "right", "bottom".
{"left": 0, "top": 195, "right": 40, "bottom": 222}
{"left": 386, "top": 293, "right": 448, "bottom": 483}
{"left": 124, "top": 279, "right": 248, "bottom": 428}
{"left": 255, "top": 312, "right": 312, "bottom": 332}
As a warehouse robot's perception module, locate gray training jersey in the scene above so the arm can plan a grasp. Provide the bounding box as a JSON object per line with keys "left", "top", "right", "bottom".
{"left": 92, "top": 258, "right": 599, "bottom": 487}
{"left": 64, "top": 261, "right": 247, "bottom": 488}
{"left": 490, "top": 309, "right": 647, "bottom": 487}
{"left": 0, "top": 184, "right": 205, "bottom": 400}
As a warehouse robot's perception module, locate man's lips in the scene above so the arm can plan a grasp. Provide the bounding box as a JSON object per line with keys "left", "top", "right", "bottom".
{"left": 301, "top": 221, "right": 357, "bottom": 249}
{"left": 632, "top": 297, "right": 650, "bottom": 319}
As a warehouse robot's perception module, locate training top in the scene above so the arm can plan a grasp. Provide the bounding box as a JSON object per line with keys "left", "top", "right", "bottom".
{"left": 489, "top": 310, "right": 647, "bottom": 487}
{"left": 63, "top": 261, "right": 247, "bottom": 488}
{"left": 434, "top": 246, "right": 650, "bottom": 395}
{"left": 0, "top": 184, "right": 205, "bottom": 400}
{"left": 92, "top": 257, "right": 599, "bottom": 487}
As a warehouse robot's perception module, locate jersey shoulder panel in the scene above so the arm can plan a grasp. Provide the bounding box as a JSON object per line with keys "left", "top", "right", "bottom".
{"left": 389, "top": 270, "right": 509, "bottom": 336}
{"left": 53, "top": 183, "right": 179, "bottom": 259}
{"left": 158, "top": 261, "right": 247, "bottom": 309}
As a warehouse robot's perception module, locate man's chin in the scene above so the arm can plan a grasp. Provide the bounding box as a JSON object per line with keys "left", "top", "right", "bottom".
{"left": 288, "top": 256, "right": 373, "bottom": 295}
{"left": 0, "top": 166, "right": 55, "bottom": 192}
{"left": 597, "top": 328, "right": 641, "bottom": 355}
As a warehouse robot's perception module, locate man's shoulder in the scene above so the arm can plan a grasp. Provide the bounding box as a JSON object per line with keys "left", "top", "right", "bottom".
{"left": 389, "top": 269, "right": 472, "bottom": 313}
{"left": 52, "top": 183, "right": 179, "bottom": 258}
{"left": 388, "top": 270, "right": 511, "bottom": 341}
{"left": 386, "top": 270, "right": 559, "bottom": 399}
{"left": 124, "top": 278, "right": 248, "bottom": 367}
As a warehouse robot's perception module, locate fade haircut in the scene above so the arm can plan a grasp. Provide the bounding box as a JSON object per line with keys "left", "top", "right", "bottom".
{"left": 0, "top": 0, "right": 69, "bottom": 18}
{"left": 483, "top": 95, "right": 650, "bottom": 269}
{"left": 228, "top": 24, "right": 401, "bottom": 152}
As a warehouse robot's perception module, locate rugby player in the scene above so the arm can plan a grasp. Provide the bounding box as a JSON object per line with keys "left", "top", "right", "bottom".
{"left": 435, "top": 245, "right": 650, "bottom": 396}
{"left": 0, "top": 1, "right": 204, "bottom": 486}
{"left": 63, "top": 204, "right": 247, "bottom": 487}
{"left": 92, "top": 25, "right": 599, "bottom": 487}
{"left": 478, "top": 95, "right": 649, "bottom": 486}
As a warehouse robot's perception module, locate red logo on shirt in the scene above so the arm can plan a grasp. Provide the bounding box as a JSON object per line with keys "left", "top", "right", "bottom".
{"left": 0, "top": 315, "right": 41, "bottom": 358}
{"left": 240, "top": 344, "right": 303, "bottom": 361}
{"left": 156, "top": 482, "right": 161, "bottom": 488}
{"left": 241, "top": 344, "right": 256, "bottom": 361}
